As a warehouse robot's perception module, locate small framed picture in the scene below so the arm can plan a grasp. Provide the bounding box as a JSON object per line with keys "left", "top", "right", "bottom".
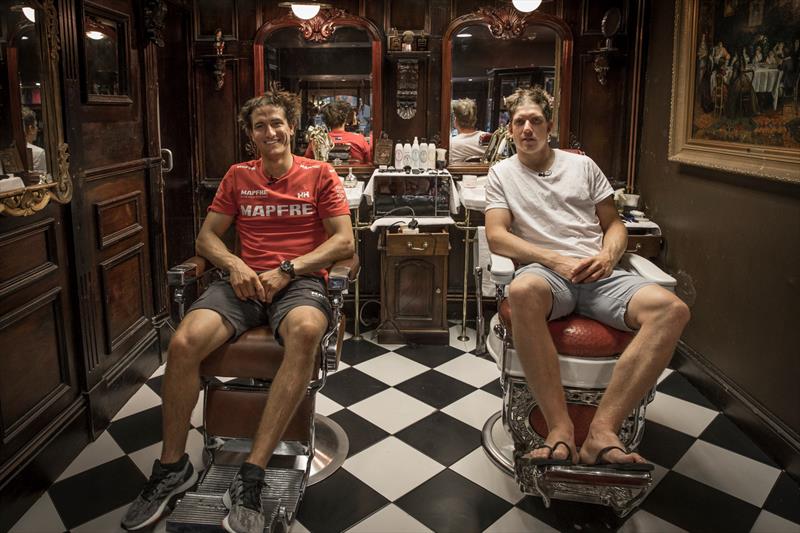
{"left": 415, "top": 35, "right": 428, "bottom": 51}
{"left": 388, "top": 35, "right": 401, "bottom": 51}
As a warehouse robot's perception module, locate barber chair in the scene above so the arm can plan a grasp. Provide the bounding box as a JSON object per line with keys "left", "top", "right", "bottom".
{"left": 163, "top": 255, "right": 358, "bottom": 532}
{"left": 475, "top": 251, "right": 676, "bottom": 517}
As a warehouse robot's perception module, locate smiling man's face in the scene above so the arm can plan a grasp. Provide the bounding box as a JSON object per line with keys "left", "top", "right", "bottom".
{"left": 250, "top": 105, "right": 294, "bottom": 160}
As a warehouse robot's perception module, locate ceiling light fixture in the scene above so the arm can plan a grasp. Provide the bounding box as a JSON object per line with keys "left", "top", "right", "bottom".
{"left": 22, "top": 6, "right": 36, "bottom": 22}
{"left": 512, "top": 0, "right": 542, "bottom": 13}
{"left": 456, "top": 33, "right": 472, "bottom": 38}
{"left": 278, "top": 2, "right": 332, "bottom": 20}
{"left": 86, "top": 30, "right": 106, "bottom": 40}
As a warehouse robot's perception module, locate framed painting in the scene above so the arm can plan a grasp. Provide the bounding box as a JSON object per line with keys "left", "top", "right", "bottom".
{"left": 669, "top": 0, "right": 800, "bottom": 182}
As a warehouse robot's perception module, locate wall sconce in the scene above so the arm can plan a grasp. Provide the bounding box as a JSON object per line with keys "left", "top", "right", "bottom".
{"left": 511, "top": 0, "right": 542, "bottom": 12}
{"left": 589, "top": 7, "right": 622, "bottom": 86}
{"left": 278, "top": 2, "right": 332, "bottom": 20}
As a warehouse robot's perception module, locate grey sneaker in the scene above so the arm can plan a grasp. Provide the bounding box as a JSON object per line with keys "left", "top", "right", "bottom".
{"left": 120, "top": 456, "right": 197, "bottom": 530}
{"left": 222, "top": 465, "right": 266, "bottom": 533}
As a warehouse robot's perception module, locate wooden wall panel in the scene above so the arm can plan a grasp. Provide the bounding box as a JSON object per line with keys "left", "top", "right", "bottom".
{"left": 99, "top": 244, "right": 147, "bottom": 353}
{"left": 0, "top": 219, "right": 58, "bottom": 298}
{"left": 389, "top": 0, "right": 428, "bottom": 31}
{"left": 94, "top": 191, "right": 143, "bottom": 250}
{"left": 195, "top": 0, "right": 238, "bottom": 38}
{"left": 196, "top": 60, "right": 239, "bottom": 182}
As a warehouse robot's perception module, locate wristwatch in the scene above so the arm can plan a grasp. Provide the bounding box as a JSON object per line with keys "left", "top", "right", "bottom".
{"left": 279, "top": 260, "right": 296, "bottom": 279}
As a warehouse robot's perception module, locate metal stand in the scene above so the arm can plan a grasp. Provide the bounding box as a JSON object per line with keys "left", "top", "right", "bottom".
{"left": 308, "top": 414, "right": 349, "bottom": 485}
{"left": 351, "top": 206, "right": 364, "bottom": 341}
{"left": 454, "top": 208, "right": 480, "bottom": 342}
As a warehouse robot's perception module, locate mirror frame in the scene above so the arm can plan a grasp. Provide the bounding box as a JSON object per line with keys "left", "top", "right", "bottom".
{"left": 1, "top": 0, "right": 71, "bottom": 216}
{"left": 252, "top": 8, "right": 383, "bottom": 169}
{"left": 441, "top": 6, "right": 573, "bottom": 175}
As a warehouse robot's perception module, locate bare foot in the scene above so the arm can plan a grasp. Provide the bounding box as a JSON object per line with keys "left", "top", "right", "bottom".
{"left": 525, "top": 427, "right": 576, "bottom": 463}
{"left": 579, "top": 430, "right": 647, "bottom": 466}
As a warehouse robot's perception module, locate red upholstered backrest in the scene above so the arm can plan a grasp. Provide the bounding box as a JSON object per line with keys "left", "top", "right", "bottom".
{"left": 498, "top": 299, "right": 633, "bottom": 357}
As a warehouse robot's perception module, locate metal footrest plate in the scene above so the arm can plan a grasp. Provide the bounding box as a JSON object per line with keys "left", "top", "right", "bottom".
{"left": 167, "top": 463, "right": 307, "bottom": 532}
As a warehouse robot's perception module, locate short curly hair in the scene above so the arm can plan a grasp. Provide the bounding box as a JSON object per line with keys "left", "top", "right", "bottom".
{"left": 452, "top": 98, "right": 478, "bottom": 129}
{"left": 320, "top": 100, "right": 352, "bottom": 129}
{"left": 504, "top": 86, "right": 553, "bottom": 123}
{"left": 238, "top": 91, "right": 301, "bottom": 133}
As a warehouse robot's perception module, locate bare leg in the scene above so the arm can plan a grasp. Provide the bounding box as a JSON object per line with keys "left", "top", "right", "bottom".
{"left": 508, "top": 274, "right": 575, "bottom": 462}
{"left": 579, "top": 285, "right": 690, "bottom": 465}
{"left": 246, "top": 306, "right": 328, "bottom": 468}
{"left": 160, "top": 309, "right": 234, "bottom": 464}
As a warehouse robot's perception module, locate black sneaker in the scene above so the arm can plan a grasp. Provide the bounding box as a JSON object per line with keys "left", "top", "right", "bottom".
{"left": 120, "top": 455, "right": 197, "bottom": 530}
{"left": 222, "top": 463, "right": 266, "bottom": 533}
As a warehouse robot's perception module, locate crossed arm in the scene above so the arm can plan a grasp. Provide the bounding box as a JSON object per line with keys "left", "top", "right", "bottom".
{"left": 484, "top": 196, "right": 626, "bottom": 283}
{"left": 196, "top": 211, "right": 354, "bottom": 302}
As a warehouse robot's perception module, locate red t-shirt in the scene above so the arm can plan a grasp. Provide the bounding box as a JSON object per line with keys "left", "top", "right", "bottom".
{"left": 304, "top": 130, "right": 371, "bottom": 163}
{"left": 209, "top": 156, "right": 351, "bottom": 277}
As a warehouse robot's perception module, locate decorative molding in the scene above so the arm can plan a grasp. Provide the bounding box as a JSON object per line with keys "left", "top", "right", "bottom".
{"left": 0, "top": 218, "right": 58, "bottom": 298}
{"left": 298, "top": 8, "right": 346, "bottom": 42}
{"left": 143, "top": 0, "right": 167, "bottom": 47}
{"left": 476, "top": 6, "right": 528, "bottom": 40}
{"left": 396, "top": 59, "right": 419, "bottom": 120}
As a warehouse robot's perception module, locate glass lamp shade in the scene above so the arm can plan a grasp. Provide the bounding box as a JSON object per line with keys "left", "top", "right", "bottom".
{"left": 512, "top": 0, "right": 542, "bottom": 12}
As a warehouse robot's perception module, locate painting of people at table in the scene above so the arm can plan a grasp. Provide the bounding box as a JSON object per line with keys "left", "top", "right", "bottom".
{"left": 692, "top": 0, "right": 799, "bottom": 149}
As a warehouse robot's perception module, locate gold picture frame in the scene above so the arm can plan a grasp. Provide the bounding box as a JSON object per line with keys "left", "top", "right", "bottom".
{"left": 668, "top": 0, "right": 800, "bottom": 183}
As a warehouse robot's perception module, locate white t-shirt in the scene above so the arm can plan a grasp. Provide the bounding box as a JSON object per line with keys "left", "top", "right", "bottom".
{"left": 449, "top": 131, "right": 486, "bottom": 163}
{"left": 27, "top": 142, "right": 46, "bottom": 173}
{"left": 485, "top": 149, "right": 614, "bottom": 258}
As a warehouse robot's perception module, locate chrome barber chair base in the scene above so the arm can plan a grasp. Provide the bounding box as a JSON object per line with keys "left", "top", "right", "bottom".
{"left": 482, "top": 411, "right": 515, "bottom": 475}
{"left": 309, "top": 414, "right": 349, "bottom": 485}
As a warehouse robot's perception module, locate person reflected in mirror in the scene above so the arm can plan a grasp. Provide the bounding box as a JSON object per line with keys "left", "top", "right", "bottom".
{"left": 121, "top": 91, "right": 354, "bottom": 533}
{"left": 21, "top": 106, "right": 46, "bottom": 173}
{"left": 449, "top": 98, "right": 487, "bottom": 163}
{"left": 484, "top": 86, "right": 689, "bottom": 470}
{"left": 304, "top": 100, "right": 371, "bottom": 163}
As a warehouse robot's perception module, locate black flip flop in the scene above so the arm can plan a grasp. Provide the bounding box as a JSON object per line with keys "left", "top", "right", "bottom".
{"left": 520, "top": 441, "right": 574, "bottom": 467}
{"left": 590, "top": 445, "right": 655, "bottom": 472}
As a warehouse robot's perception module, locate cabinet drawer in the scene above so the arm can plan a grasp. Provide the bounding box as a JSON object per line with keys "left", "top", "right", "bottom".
{"left": 626, "top": 235, "right": 662, "bottom": 258}
{"left": 386, "top": 231, "right": 449, "bottom": 256}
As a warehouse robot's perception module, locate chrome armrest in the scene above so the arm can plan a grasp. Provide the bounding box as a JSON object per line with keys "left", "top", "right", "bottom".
{"left": 489, "top": 252, "right": 515, "bottom": 285}
{"left": 619, "top": 253, "right": 677, "bottom": 290}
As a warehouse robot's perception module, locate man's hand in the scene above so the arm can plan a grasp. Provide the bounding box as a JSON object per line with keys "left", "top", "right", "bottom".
{"left": 550, "top": 255, "right": 585, "bottom": 282}
{"left": 258, "top": 268, "right": 291, "bottom": 303}
{"left": 570, "top": 252, "right": 614, "bottom": 284}
{"left": 228, "top": 259, "right": 266, "bottom": 301}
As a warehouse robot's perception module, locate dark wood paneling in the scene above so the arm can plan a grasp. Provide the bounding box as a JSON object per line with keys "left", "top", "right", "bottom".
{"left": 195, "top": 0, "right": 238, "bottom": 38}
{"left": 94, "top": 191, "right": 143, "bottom": 250}
{"left": 0, "top": 219, "right": 58, "bottom": 298}
{"left": 389, "top": 0, "right": 428, "bottom": 31}
{"left": 196, "top": 59, "right": 239, "bottom": 180}
{"left": 99, "top": 243, "right": 147, "bottom": 353}
{"left": 580, "top": 0, "right": 629, "bottom": 35}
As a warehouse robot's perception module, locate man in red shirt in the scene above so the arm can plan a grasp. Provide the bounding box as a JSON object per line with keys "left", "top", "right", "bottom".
{"left": 122, "top": 91, "right": 354, "bottom": 533}
{"left": 305, "top": 100, "right": 371, "bottom": 163}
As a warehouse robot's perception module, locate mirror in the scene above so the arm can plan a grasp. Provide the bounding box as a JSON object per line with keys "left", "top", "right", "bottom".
{"left": 0, "top": 0, "right": 71, "bottom": 216}
{"left": 253, "top": 9, "right": 383, "bottom": 167}
{"left": 441, "top": 7, "right": 573, "bottom": 171}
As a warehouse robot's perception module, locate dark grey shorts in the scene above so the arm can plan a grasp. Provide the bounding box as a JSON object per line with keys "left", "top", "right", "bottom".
{"left": 187, "top": 276, "right": 332, "bottom": 344}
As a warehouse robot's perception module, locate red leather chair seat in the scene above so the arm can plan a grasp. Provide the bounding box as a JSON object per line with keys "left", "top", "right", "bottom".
{"left": 499, "top": 299, "right": 633, "bottom": 357}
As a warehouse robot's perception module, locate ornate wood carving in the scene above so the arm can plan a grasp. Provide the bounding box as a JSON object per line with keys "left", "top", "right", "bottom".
{"left": 476, "top": 6, "right": 528, "bottom": 40}
{"left": 213, "top": 28, "right": 226, "bottom": 90}
{"left": 396, "top": 59, "right": 419, "bottom": 120}
{"left": 298, "top": 8, "right": 346, "bottom": 42}
{"left": 143, "top": 0, "right": 167, "bottom": 47}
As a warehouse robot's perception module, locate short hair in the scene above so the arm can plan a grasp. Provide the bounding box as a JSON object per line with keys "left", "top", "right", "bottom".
{"left": 21, "top": 106, "right": 37, "bottom": 129}
{"left": 321, "top": 100, "right": 351, "bottom": 129}
{"left": 238, "top": 91, "right": 301, "bottom": 133}
{"left": 504, "top": 86, "right": 553, "bottom": 123}
{"left": 452, "top": 98, "right": 477, "bottom": 129}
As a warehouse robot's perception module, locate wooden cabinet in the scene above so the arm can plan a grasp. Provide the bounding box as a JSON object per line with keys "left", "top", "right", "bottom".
{"left": 626, "top": 234, "right": 662, "bottom": 259}
{"left": 377, "top": 230, "right": 449, "bottom": 344}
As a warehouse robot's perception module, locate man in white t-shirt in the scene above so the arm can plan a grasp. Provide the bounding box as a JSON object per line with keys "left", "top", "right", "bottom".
{"left": 485, "top": 87, "right": 690, "bottom": 469}
{"left": 449, "top": 98, "right": 486, "bottom": 163}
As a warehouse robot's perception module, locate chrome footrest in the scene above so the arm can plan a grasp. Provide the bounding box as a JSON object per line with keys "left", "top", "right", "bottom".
{"left": 167, "top": 463, "right": 307, "bottom": 532}
{"left": 516, "top": 462, "right": 652, "bottom": 518}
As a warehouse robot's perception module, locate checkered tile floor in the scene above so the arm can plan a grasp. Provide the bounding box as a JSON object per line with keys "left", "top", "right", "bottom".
{"left": 11, "top": 325, "right": 800, "bottom": 532}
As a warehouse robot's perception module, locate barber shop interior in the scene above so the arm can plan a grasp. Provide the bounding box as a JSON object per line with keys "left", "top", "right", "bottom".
{"left": 2, "top": 0, "right": 799, "bottom": 532}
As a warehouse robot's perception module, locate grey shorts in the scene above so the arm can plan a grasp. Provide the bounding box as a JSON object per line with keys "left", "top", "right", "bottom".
{"left": 188, "top": 276, "right": 332, "bottom": 344}
{"left": 514, "top": 263, "right": 656, "bottom": 332}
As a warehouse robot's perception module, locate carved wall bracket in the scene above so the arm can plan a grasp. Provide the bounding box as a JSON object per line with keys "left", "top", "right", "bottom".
{"left": 298, "top": 8, "right": 346, "bottom": 42}
{"left": 476, "top": 6, "right": 528, "bottom": 40}
{"left": 396, "top": 59, "right": 419, "bottom": 120}
{"left": 213, "top": 28, "right": 227, "bottom": 90}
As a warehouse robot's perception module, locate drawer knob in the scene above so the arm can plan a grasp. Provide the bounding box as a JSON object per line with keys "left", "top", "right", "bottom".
{"left": 407, "top": 241, "right": 429, "bottom": 251}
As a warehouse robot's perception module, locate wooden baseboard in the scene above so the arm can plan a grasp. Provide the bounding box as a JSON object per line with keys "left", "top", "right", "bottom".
{"left": 673, "top": 341, "right": 800, "bottom": 482}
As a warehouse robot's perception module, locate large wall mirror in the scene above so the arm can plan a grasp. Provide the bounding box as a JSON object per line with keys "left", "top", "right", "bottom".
{"left": 441, "top": 7, "right": 573, "bottom": 171}
{"left": 253, "top": 9, "right": 383, "bottom": 167}
{"left": 0, "top": 0, "right": 70, "bottom": 216}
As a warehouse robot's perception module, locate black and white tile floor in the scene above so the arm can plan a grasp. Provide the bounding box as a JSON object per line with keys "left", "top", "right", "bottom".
{"left": 11, "top": 325, "right": 800, "bottom": 532}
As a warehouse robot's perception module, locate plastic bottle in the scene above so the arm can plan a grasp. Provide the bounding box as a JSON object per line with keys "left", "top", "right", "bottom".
{"left": 402, "top": 141, "right": 412, "bottom": 168}
{"left": 345, "top": 167, "right": 357, "bottom": 187}
{"left": 395, "top": 142, "right": 404, "bottom": 167}
{"left": 427, "top": 143, "right": 437, "bottom": 169}
{"left": 419, "top": 141, "right": 428, "bottom": 169}
{"left": 410, "top": 137, "right": 420, "bottom": 169}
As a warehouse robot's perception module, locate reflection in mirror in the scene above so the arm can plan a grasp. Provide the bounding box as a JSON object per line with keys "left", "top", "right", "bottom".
{"left": 265, "top": 26, "right": 373, "bottom": 162}
{"left": 449, "top": 23, "right": 558, "bottom": 164}
{"left": 84, "top": 14, "right": 122, "bottom": 96}
{"left": 0, "top": 0, "right": 72, "bottom": 216}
